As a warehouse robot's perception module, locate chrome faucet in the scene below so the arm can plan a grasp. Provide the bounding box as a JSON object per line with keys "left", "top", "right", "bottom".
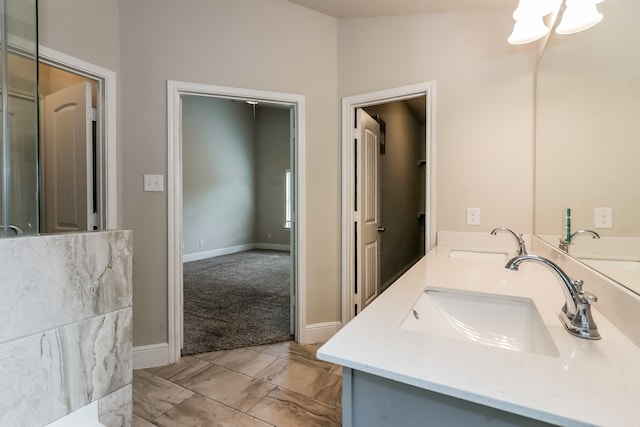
{"left": 491, "top": 227, "right": 527, "bottom": 255}
{"left": 559, "top": 229, "right": 600, "bottom": 253}
{"left": 0, "top": 224, "right": 23, "bottom": 236}
{"left": 505, "top": 255, "right": 601, "bottom": 340}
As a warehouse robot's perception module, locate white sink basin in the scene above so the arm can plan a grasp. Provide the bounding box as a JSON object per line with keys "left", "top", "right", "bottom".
{"left": 401, "top": 288, "right": 559, "bottom": 357}
{"left": 448, "top": 249, "right": 508, "bottom": 262}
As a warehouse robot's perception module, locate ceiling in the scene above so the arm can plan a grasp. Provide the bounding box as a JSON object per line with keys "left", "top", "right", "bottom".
{"left": 285, "top": 0, "right": 518, "bottom": 121}
{"left": 286, "top": 0, "right": 515, "bottom": 19}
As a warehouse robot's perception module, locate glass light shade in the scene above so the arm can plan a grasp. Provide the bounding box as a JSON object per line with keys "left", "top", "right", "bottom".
{"left": 556, "top": 0, "right": 603, "bottom": 35}
{"left": 508, "top": 17, "right": 550, "bottom": 44}
{"left": 513, "top": 0, "right": 561, "bottom": 19}
{"left": 538, "top": 0, "right": 563, "bottom": 16}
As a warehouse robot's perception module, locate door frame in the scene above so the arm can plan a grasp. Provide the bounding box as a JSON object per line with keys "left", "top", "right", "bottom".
{"left": 39, "top": 46, "right": 118, "bottom": 230}
{"left": 167, "top": 80, "right": 306, "bottom": 363}
{"left": 341, "top": 82, "right": 436, "bottom": 324}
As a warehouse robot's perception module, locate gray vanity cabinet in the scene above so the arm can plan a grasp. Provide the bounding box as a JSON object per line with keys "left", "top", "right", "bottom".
{"left": 342, "top": 368, "right": 558, "bottom": 427}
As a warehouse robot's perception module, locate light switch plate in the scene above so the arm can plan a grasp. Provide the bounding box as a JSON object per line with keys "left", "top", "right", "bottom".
{"left": 144, "top": 174, "right": 164, "bottom": 192}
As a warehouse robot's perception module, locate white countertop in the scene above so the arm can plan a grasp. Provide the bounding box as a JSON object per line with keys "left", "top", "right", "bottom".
{"left": 317, "top": 237, "right": 640, "bottom": 426}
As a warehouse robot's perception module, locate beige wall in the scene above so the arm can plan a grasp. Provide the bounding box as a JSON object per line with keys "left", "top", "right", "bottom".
{"left": 118, "top": 0, "right": 339, "bottom": 345}
{"left": 38, "top": 1, "right": 539, "bottom": 348}
{"left": 338, "top": 11, "right": 536, "bottom": 236}
{"left": 38, "top": 0, "right": 121, "bottom": 70}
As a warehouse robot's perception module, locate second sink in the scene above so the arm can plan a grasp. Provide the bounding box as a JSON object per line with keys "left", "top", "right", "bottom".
{"left": 448, "top": 249, "right": 508, "bottom": 262}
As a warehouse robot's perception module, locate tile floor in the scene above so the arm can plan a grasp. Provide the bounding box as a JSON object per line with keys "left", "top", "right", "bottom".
{"left": 133, "top": 341, "right": 342, "bottom": 426}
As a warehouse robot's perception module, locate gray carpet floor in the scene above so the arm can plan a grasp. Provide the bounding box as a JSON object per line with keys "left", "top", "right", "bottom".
{"left": 182, "top": 249, "right": 293, "bottom": 356}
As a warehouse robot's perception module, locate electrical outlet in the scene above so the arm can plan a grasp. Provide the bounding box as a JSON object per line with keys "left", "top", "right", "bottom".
{"left": 199, "top": 239, "right": 205, "bottom": 247}
{"left": 594, "top": 207, "right": 613, "bottom": 228}
{"left": 467, "top": 207, "right": 481, "bottom": 226}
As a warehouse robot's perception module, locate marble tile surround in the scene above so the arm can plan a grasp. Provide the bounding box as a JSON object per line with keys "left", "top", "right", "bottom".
{"left": 0, "top": 231, "right": 133, "bottom": 427}
{"left": 0, "top": 231, "right": 132, "bottom": 343}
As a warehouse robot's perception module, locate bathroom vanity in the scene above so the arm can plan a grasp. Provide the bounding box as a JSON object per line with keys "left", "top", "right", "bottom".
{"left": 318, "top": 232, "right": 640, "bottom": 427}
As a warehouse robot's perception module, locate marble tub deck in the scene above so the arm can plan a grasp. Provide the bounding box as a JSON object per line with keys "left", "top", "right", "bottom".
{"left": 133, "top": 341, "right": 342, "bottom": 426}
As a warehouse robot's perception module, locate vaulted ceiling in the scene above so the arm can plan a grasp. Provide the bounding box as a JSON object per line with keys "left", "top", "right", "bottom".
{"left": 286, "top": 0, "right": 515, "bottom": 19}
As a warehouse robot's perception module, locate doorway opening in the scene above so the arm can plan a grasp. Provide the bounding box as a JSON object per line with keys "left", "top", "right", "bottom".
{"left": 38, "top": 47, "right": 117, "bottom": 232}
{"left": 180, "top": 96, "right": 294, "bottom": 355}
{"left": 167, "top": 81, "right": 306, "bottom": 363}
{"left": 341, "top": 82, "right": 436, "bottom": 324}
{"left": 39, "top": 64, "right": 99, "bottom": 233}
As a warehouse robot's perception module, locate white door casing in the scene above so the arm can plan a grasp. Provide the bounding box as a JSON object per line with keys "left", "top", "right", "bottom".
{"left": 38, "top": 46, "right": 118, "bottom": 231}
{"left": 341, "top": 82, "right": 437, "bottom": 325}
{"left": 289, "top": 106, "right": 296, "bottom": 336}
{"left": 356, "top": 109, "right": 381, "bottom": 313}
{"left": 41, "top": 82, "right": 93, "bottom": 233}
{"left": 167, "top": 80, "right": 307, "bottom": 364}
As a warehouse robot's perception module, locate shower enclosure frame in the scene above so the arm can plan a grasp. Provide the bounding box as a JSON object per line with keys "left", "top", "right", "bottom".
{"left": 0, "top": 0, "right": 39, "bottom": 238}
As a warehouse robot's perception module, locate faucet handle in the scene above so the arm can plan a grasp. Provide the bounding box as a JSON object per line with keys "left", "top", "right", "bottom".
{"left": 572, "top": 279, "right": 584, "bottom": 292}
{"left": 572, "top": 279, "right": 598, "bottom": 304}
{"left": 583, "top": 291, "right": 598, "bottom": 304}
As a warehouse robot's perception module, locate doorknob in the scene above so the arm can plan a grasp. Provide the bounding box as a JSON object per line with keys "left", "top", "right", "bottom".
{"left": 377, "top": 226, "right": 385, "bottom": 233}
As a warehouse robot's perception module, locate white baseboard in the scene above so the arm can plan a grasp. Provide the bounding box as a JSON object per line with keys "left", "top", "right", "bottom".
{"left": 183, "top": 243, "right": 290, "bottom": 263}
{"left": 183, "top": 244, "right": 254, "bottom": 263}
{"left": 255, "top": 243, "right": 291, "bottom": 252}
{"left": 45, "top": 401, "right": 104, "bottom": 427}
{"left": 133, "top": 343, "right": 170, "bottom": 369}
{"left": 300, "top": 321, "right": 341, "bottom": 344}
{"left": 134, "top": 322, "right": 334, "bottom": 368}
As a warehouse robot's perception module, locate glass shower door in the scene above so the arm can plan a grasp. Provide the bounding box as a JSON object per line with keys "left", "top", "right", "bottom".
{"left": 0, "top": 0, "right": 39, "bottom": 237}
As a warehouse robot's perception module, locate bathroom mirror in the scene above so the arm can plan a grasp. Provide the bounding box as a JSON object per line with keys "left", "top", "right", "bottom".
{"left": 0, "top": 0, "right": 39, "bottom": 238}
{"left": 535, "top": 0, "right": 640, "bottom": 294}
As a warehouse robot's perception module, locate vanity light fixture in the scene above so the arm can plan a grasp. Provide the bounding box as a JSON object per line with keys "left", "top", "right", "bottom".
{"left": 508, "top": 0, "right": 604, "bottom": 44}
{"left": 508, "top": 0, "right": 560, "bottom": 44}
{"left": 556, "top": 0, "right": 603, "bottom": 35}
{"left": 508, "top": 15, "right": 550, "bottom": 44}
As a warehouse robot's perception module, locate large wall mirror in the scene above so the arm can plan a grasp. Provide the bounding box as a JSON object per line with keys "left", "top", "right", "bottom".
{"left": 535, "top": 0, "right": 640, "bottom": 294}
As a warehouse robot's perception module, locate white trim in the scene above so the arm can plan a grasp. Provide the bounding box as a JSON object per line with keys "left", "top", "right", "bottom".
{"left": 133, "top": 343, "right": 170, "bottom": 369}
{"left": 183, "top": 243, "right": 255, "bottom": 263}
{"left": 38, "top": 46, "right": 118, "bottom": 230}
{"left": 183, "top": 243, "right": 291, "bottom": 263}
{"left": 303, "top": 321, "right": 342, "bottom": 343}
{"left": 167, "top": 80, "right": 306, "bottom": 364}
{"left": 341, "top": 82, "right": 437, "bottom": 326}
{"left": 44, "top": 402, "right": 104, "bottom": 427}
{"left": 255, "top": 243, "right": 291, "bottom": 252}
